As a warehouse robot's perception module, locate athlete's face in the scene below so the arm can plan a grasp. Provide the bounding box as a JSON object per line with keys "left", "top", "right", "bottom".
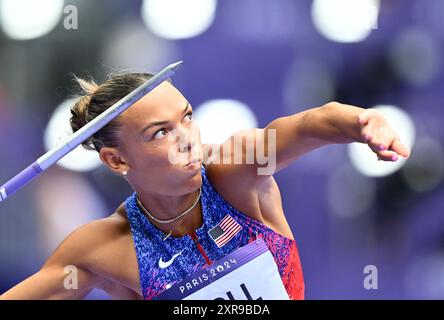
{"left": 103, "top": 81, "right": 203, "bottom": 195}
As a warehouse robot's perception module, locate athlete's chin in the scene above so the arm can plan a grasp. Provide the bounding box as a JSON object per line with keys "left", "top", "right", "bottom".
{"left": 180, "top": 162, "right": 203, "bottom": 186}
{"left": 166, "top": 161, "right": 201, "bottom": 181}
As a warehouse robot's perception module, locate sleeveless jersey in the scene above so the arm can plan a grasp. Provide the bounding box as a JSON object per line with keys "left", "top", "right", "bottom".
{"left": 124, "top": 164, "right": 304, "bottom": 299}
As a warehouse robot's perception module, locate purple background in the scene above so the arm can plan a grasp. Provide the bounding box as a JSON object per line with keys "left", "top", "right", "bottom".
{"left": 0, "top": 0, "right": 443, "bottom": 299}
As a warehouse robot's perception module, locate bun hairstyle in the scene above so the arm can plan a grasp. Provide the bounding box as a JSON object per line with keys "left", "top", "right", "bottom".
{"left": 70, "top": 72, "right": 170, "bottom": 152}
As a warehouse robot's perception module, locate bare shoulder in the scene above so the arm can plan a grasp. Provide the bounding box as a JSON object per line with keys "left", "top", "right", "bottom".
{"left": 45, "top": 205, "right": 130, "bottom": 266}
{"left": 203, "top": 140, "right": 294, "bottom": 239}
{"left": 43, "top": 203, "right": 141, "bottom": 296}
{"left": 203, "top": 160, "right": 263, "bottom": 221}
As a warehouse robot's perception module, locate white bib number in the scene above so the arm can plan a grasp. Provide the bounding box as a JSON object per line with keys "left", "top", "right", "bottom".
{"left": 156, "top": 238, "right": 289, "bottom": 300}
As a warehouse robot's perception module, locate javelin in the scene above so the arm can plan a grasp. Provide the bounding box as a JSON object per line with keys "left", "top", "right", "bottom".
{"left": 0, "top": 61, "right": 183, "bottom": 203}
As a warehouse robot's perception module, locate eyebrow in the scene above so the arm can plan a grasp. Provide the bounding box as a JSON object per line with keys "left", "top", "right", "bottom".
{"left": 140, "top": 102, "right": 190, "bottom": 135}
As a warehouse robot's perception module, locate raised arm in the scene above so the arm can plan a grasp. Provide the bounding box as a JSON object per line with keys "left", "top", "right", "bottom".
{"left": 205, "top": 102, "right": 411, "bottom": 188}
{"left": 265, "top": 101, "right": 411, "bottom": 172}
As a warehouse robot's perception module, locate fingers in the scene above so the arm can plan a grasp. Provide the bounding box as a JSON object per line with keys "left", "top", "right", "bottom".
{"left": 390, "top": 138, "right": 411, "bottom": 158}
{"left": 362, "top": 127, "right": 410, "bottom": 162}
{"left": 370, "top": 140, "right": 398, "bottom": 162}
{"left": 376, "top": 150, "right": 399, "bottom": 162}
{"left": 358, "top": 109, "right": 411, "bottom": 162}
{"left": 361, "top": 123, "right": 385, "bottom": 150}
{"left": 358, "top": 110, "right": 371, "bottom": 126}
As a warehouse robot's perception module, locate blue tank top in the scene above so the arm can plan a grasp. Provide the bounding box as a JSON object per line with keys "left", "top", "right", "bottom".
{"left": 124, "top": 164, "right": 304, "bottom": 299}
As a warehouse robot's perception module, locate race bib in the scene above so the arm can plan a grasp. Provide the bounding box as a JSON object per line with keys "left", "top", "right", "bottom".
{"left": 155, "top": 238, "right": 289, "bottom": 300}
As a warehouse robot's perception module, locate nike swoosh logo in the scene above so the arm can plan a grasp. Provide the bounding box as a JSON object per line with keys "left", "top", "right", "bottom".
{"left": 158, "top": 250, "right": 183, "bottom": 269}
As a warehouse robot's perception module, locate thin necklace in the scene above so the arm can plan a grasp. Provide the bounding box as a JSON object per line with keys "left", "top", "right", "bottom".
{"left": 136, "top": 187, "right": 201, "bottom": 225}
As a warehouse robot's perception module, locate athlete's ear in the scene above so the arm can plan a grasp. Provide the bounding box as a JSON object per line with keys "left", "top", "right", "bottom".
{"left": 99, "top": 147, "right": 129, "bottom": 175}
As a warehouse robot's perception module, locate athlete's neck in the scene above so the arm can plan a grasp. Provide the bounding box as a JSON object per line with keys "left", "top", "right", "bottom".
{"left": 136, "top": 189, "right": 203, "bottom": 237}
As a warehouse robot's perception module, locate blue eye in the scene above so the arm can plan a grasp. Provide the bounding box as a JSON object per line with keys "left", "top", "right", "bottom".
{"left": 152, "top": 112, "right": 192, "bottom": 140}
{"left": 184, "top": 112, "right": 193, "bottom": 121}
{"left": 153, "top": 129, "right": 168, "bottom": 140}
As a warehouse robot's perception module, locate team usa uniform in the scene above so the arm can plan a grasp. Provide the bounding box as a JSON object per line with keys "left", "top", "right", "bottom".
{"left": 124, "top": 164, "right": 305, "bottom": 300}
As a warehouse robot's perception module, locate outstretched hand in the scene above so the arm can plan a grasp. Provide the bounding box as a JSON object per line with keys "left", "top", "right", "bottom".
{"left": 357, "top": 109, "right": 411, "bottom": 162}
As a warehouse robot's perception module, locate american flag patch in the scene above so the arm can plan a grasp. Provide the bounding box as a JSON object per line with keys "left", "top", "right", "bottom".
{"left": 208, "top": 214, "right": 242, "bottom": 248}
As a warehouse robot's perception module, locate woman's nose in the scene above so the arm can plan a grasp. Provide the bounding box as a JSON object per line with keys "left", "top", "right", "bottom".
{"left": 174, "top": 122, "right": 200, "bottom": 153}
{"left": 179, "top": 139, "right": 195, "bottom": 153}
{"left": 177, "top": 129, "right": 196, "bottom": 152}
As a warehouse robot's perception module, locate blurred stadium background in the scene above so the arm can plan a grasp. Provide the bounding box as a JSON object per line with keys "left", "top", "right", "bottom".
{"left": 0, "top": 0, "right": 443, "bottom": 299}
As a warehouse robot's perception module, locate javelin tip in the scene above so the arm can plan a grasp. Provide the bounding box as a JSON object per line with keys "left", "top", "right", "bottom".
{"left": 168, "top": 60, "right": 183, "bottom": 71}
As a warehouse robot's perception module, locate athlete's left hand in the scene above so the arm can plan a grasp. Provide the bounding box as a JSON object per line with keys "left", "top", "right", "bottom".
{"left": 357, "top": 109, "right": 411, "bottom": 162}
